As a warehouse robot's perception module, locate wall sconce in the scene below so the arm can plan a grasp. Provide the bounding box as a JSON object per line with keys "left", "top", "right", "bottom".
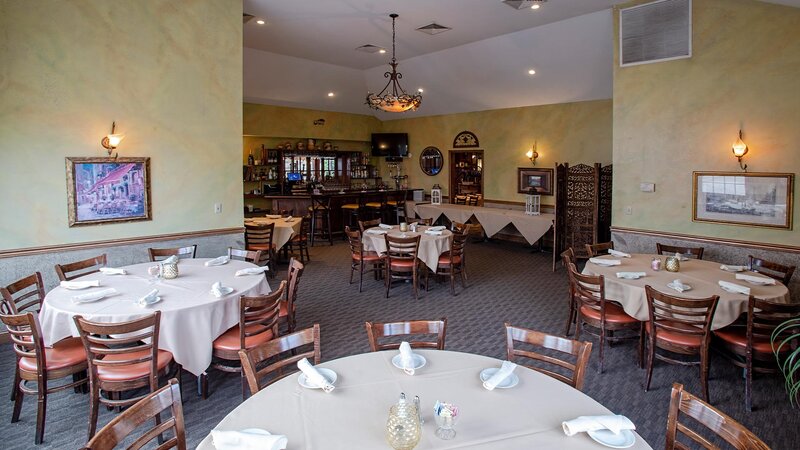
{"left": 731, "top": 129, "right": 748, "bottom": 172}
{"left": 525, "top": 141, "right": 539, "bottom": 165}
{"left": 100, "top": 121, "right": 125, "bottom": 157}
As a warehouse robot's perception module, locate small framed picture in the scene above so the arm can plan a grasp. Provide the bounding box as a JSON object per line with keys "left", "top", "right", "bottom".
{"left": 692, "top": 171, "right": 793, "bottom": 229}
{"left": 517, "top": 168, "right": 554, "bottom": 195}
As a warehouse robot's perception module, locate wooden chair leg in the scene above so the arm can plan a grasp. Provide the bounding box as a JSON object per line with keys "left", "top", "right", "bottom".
{"left": 700, "top": 349, "right": 710, "bottom": 403}
{"left": 35, "top": 388, "right": 46, "bottom": 445}
{"left": 449, "top": 269, "right": 456, "bottom": 296}
{"left": 87, "top": 382, "right": 100, "bottom": 440}
{"left": 460, "top": 265, "right": 468, "bottom": 288}
{"left": 599, "top": 326, "right": 606, "bottom": 374}
{"left": 564, "top": 297, "right": 575, "bottom": 336}
{"left": 11, "top": 382, "right": 24, "bottom": 423}
{"left": 10, "top": 369, "right": 20, "bottom": 401}
{"left": 385, "top": 265, "right": 391, "bottom": 298}
{"left": 638, "top": 322, "right": 645, "bottom": 369}
{"left": 644, "top": 336, "right": 655, "bottom": 392}
{"left": 200, "top": 372, "right": 209, "bottom": 399}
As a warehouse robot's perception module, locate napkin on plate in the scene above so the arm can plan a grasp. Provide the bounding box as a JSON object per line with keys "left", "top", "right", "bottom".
{"left": 562, "top": 415, "right": 636, "bottom": 436}
{"left": 161, "top": 255, "right": 179, "bottom": 264}
{"left": 99, "top": 267, "right": 126, "bottom": 275}
{"left": 365, "top": 228, "right": 387, "bottom": 235}
{"left": 211, "top": 429, "right": 288, "bottom": 450}
{"left": 589, "top": 258, "right": 621, "bottom": 267}
{"left": 284, "top": 216, "right": 293, "bottom": 222}
{"left": 60, "top": 280, "right": 101, "bottom": 289}
{"left": 205, "top": 256, "right": 230, "bottom": 267}
{"left": 735, "top": 273, "right": 776, "bottom": 285}
{"left": 668, "top": 279, "right": 691, "bottom": 293}
{"left": 137, "top": 289, "right": 159, "bottom": 307}
{"left": 72, "top": 288, "right": 117, "bottom": 304}
{"left": 210, "top": 282, "right": 228, "bottom": 298}
{"left": 265, "top": 214, "right": 281, "bottom": 219}
{"left": 297, "top": 358, "right": 335, "bottom": 393}
{"left": 483, "top": 360, "right": 518, "bottom": 391}
{"left": 720, "top": 265, "right": 746, "bottom": 272}
{"left": 379, "top": 223, "right": 393, "bottom": 229}
{"left": 399, "top": 341, "right": 417, "bottom": 375}
{"left": 673, "top": 253, "right": 690, "bottom": 261}
{"left": 719, "top": 280, "right": 751, "bottom": 295}
{"left": 235, "top": 267, "right": 269, "bottom": 277}
{"left": 424, "top": 230, "right": 443, "bottom": 236}
{"left": 608, "top": 249, "right": 631, "bottom": 258}
{"left": 428, "top": 225, "right": 446, "bottom": 232}
{"left": 616, "top": 272, "right": 645, "bottom": 279}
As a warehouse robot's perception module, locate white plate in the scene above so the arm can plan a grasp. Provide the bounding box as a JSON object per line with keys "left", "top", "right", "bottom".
{"left": 587, "top": 429, "right": 636, "bottom": 449}
{"left": 297, "top": 368, "right": 337, "bottom": 389}
{"left": 137, "top": 296, "right": 162, "bottom": 307}
{"left": 210, "top": 286, "right": 234, "bottom": 297}
{"left": 391, "top": 353, "right": 427, "bottom": 371}
{"left": 479, "top": 368, "right": 520, "bottom": 389}
{"left": 720, "top": 266, "right": 746, "bottom": 273}
{"left": 666, "top": 282, "right": 691, "bottom": 292}
{"left": 742, "top": 279, "right": 772, "bottom": 286}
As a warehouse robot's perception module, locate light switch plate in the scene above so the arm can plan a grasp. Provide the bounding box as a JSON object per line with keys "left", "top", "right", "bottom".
{"left": 640, "top": 182, "right": 655, "bottom": 193}
{"left": 214, "top": 203, "right": 222, "bottom": 214}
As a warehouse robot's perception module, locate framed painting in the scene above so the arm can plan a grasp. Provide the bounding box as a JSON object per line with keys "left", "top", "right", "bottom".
{"left": 517, "top": 168, "right": 554, "bottom": 195}
{"left": 692, "top": 172, "right": 793, "bottom": 229}
{"left": 66, "top": 157, "right": 152, "bottom": 227}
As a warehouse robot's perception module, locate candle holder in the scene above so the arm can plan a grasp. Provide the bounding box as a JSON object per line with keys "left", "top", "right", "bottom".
{"left": 665, "top": 256, "right": 680, "bottom": 273}
{"left": 385, "top": 403, "right": 421, "bottom": 450}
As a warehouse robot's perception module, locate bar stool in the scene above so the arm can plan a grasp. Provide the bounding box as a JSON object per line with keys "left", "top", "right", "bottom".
{"left": 308, "top": 196, "right": 333, "bottom": 246}
{"left": 389, "top": 190, "right": 408, "bottom": 225}
{"left": 364, "top": 192, "right": 389, "bottom": 222}
{"left": 341, "top": 194, "right": 364, "bottom": 234}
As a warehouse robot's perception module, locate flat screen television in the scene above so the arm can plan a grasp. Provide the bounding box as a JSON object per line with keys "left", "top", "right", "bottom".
{"left": 371, "top": 133, "right": 409, "bottom": 157}
{"left": 286, "top": 172, "right": 302, "bottom": 181}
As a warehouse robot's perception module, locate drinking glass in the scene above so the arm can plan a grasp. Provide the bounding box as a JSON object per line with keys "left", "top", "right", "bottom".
{"left": 434, "top": 411, "right": 459, "bottom": 440}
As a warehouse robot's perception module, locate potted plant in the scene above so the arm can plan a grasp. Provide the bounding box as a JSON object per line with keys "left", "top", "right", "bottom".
{"left": 772, "top": 317, "right": 800, "bottom": 406}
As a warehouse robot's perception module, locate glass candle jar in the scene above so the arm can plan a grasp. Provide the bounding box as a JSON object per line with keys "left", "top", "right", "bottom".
{"left": 665, "top": 256, "right": 680, "bottom": 273}
{"left": 385, "top": 403, "right": 421, "bottom": 450}
{"left": 399, "top": 222, "right": 408, "bottom": 232}
{"left": 160, "top": 262, "right": 179, "bottom": 279}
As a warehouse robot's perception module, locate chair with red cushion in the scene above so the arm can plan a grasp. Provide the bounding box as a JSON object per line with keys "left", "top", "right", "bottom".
{"left": 284, "top": 215, "right": 311, "bottom": 263}
{"left": 279, "top": 258, "right": 304, "bottom": 334}
{"left": 567, "top": 262, "right": 640, "bottom": 373}
{"left": 643, "top": 285, "right": 719, "bottom": 401}
{"left": 0, "top": 307, "right": 88, "bottom": 445}
{"left": 430, "top": 229, "right": 469, "bottom": 295}
{"left": 202, "top": 280, "right": 285, "bottom": 399}
{"left": 713, "top": 295, "right": 800, "bottom": 410}
{"left": 240, "top": 324, "right": 321, "bottom": 396}
{"left": 245, "top": 222, "right": 276, "bottom": 278}
{"left": 346, "top": 226, "right": 384, "bottom": 293}
{"left": 73, "top": 311, "right": 178, "bottom": 440}
{"left": 384, "top": 234, "right": 422, "bottom": 300}
{"left": 55, "top": 254, "right": 107, "bottom": 281}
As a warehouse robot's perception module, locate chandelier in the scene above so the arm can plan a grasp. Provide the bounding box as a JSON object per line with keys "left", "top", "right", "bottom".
{"left": 366, "top": 14, "right": 422, "bottom": 113}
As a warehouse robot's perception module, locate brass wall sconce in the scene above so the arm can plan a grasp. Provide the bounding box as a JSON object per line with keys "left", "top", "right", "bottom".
{"left": 731, "top": 129, "right": 748, "bottom": 172}
{"left": 525, "top": 142, "right": 539, "bottom": 165}
{"left": 101, "top": 121, "right": 125, "bottom": 157}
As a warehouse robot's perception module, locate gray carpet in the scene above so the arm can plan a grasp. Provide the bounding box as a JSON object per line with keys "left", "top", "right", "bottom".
{"left": 1, "top": 240, "right": 796, "bottom": 449}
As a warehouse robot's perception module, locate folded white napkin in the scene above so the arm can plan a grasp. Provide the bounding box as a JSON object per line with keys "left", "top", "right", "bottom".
{"left": 719, "top": 280, "right": 751, "bottom": 295}
{"left": 483, "top": 360, "right": 517, "bottom": 391}
{"left": 428, "top": 225, "right": 446, "bottom": 231}
{"left": 210, "top": 282, "right": 229, "bottom": 298}
{"left": 424, "top": 230, "right": 443, "bottom": 236}
{"left": 365, "top": 228, "right": 387, "bottom": 235}
{"left": 235, "top": 267, "right": 269, "bottom": 276}
{"left": 99, "top": 267, "right": 126, "bottom": 275}
{"left": 399, "top": 341, "right": 417, "bottom": 375}
{"left": 60, "top": 280, "right": 100, "bottom": 289}
{"left": 205, "top": 256, "right": 230, "bottom": 267}
{"left": 589, "top": 258, "right": 621, "bottom": 266}
{"left": 297, "top": 358, "right": 335, "bottom": 393}
{"left": 379, "top": 223, "right": 393, "bottom": 229}
{"left": 673, "top": 253, "right": 690, "bottom": 261}
{"left": 668, "top": 279, "right": 691, "bottom": 293}
{"left": 265, "top": 214, "right": 281, "bottom": 219}
{"left": 284, "top": 216, "right": 293, "bottom": 222}
{"left": 562, "top": 415, "right": 636, "bottom": 436}
{"left": 735, "top": 273, "right": 776, "bottom": 285}
{"left": 161, "top": 255, "right": 179, "bottom": 264}
{"left": 608, "top": 249, "right": 631, "bottom": 258}
{"left": 615, "top": 272, "right": 646, "bottom": 279}
{"left": 137, "top": 289, "right": 159, "bottom": 307}
{"left": 71, "top": 288, "right": 117, "bottom": 304}
{"left": 720, "top": 265, "right": 746, "bottom": 272}
{"left": 211, "top": 429, "right": 288, "bottom": 450}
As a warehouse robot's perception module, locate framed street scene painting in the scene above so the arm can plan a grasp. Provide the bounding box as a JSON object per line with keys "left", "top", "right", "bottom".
{"left": 693, "top": 172, "right": 793, "bottom": 229}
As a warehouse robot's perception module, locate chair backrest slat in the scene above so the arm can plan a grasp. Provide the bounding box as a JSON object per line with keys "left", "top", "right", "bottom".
{"left": 656, "top": 243, "right": 704, "bottom": 260}
{"left": 358, "top": 218, "right": 381, "bottom": 233}
{"left": 55, "top": 254, "right": 108, "bottom": 281}
{"left": 1, "top": 272, "right": 46, "bottom": 315}
{"left": 148, "top": 245, "right": 197, "bottom": 262}
{"left": 585, "top": 242, "right": 614, "bottom": 258}
{"left": 384, "top": 234, "right": 420, "bottom": 262}
{"left": 239, "top": 324, "right": 320, "bottom": 395}
{"left": 228, "top": 247, "right": 262, "bottom": 264}
{"left": 748, "top": 255, "right": 795, "bottom": 285}
{"left": 645, "top": 286, "right": 718, "bottom": 342}
{"left": 74, "top": 312, "right": 162, "bottom": 378}
{"left": 0, "top": 311, "right": 45, "bottom": 365}
{"left": 239, "top": 281, "right": 285, "bottom": 345}
{"left": 285, "top": 259, "right": 305, "bottom": 330}
{"left": 245, "top": 223, "right": 274, "bottom": 248}
{"left": 365, "top": 318, "right": 447, "bottom": 352}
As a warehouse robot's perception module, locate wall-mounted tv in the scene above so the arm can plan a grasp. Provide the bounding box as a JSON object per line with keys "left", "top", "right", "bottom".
{"left": 371, "top": 133, "right": 409, "bottom": 158}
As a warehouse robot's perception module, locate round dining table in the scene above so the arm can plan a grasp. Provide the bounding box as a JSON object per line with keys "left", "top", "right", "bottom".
{"left": 582, "top": 254, "right": 790, "bottom": 330}
{"left": 245, "top": 216, "right": 302, "bottom": 251}
{"left": 39, "top": 258, "right": 271, "bottom": 376}
{"left": 361, "top": 225, "right": 453, "bottom": 271}
{"left": 197, "top": 350, "right": 652, "bottom": 449}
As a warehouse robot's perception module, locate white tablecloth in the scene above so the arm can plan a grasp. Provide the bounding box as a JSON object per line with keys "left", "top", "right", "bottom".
{"left": 196, "top": 350, "right": 652, "bottom": 450}
{"left": 582, "top": 254, "right": 791, "bottom": 330}
{"left": 415, "top": 203, "right": 554, "bottom": 245}
{"left": 39, "top": 258, "right": 271, "bottom": 375}
{"left": 361, "top": 225, "right": 452, "bottom": 271}
{"left": 244, "top": 216, "right": 302, "bottom": 251}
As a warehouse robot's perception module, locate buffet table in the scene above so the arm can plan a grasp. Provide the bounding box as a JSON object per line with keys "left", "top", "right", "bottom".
{"left": 415, "top": 203, "right": 555, "bottom": 245}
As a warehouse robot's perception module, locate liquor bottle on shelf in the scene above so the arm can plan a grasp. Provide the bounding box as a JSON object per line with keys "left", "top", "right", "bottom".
{"left": 248, "top": 150, "right": 255, "bottom": 166}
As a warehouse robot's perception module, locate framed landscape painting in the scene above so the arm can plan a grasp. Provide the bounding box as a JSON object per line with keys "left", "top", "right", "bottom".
{"left": 692, "top": 172, "right": 793, "bottom": 229}
{"left": 518, "top": 168, "right": 554, "bottom": 195}
{"left": 66, "top": 157, "right": 152, "bottom": 227}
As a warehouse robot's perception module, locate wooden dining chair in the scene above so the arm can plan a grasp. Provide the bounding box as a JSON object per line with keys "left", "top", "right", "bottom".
{"left": 358, "top": 218, "right": 382, "bottom": 233}
{"left": 227, "top": 247, "right": 262, "bottom": 264}
{"left": 365, "top": 318, "right": 447, "bottom": 351}
{"left": 656, "top": 243, "right": 704, "bottom": 260}
{"left": 560, "top": 248, "right": 578, "bottom": 336}
{"left": 346, "top": 226, "right": 385, "bottom": 293}
{"left": 0, "top": 309, "right": 88, "bottom": 445}
{"left": 279, "top": 258, "right": 304, "bottom": 334}
{"left": 284, "top": 215, "right": 311, "bottom": 263}
{"left": 748, "top": 255, "right": 795, "bottom": 285}
{"left": 585, "top": 241, "right": 614, "bottom": 258}
{"left": 384, "top": 234, "right": 422, "bottom": 300}
{"left": 567, "top": 263, "right": 639, "bottom": 373}
{"left": 713, "top": 295, "right": 800, "bottom": 410}
{"left": 450, "top": 221, "right": 471, "bottom": 234}
{"left": 55, "top": 254, "right": 107, "bottom": 281}
{"left": 415, "top": 217, "right": 433, "bottom": 226}
{"left": 239, "top": 324, "right": 321, "bottom": 395}
{"left": 73, "top": 311, "right": 178, "bottom": 440}
{"left": 430, "top": 229, "right": 469, "bottom": 295}
{"left": 504, "top": 324, "right": 593, "bottom": 391}
{"left": 245, "top": 222, "right": 275, "bottom": 277}
{"left": 643, "top": 285, "right": 719, "bottom": 401}
{"left": 147, "top": 245, "right": 197, "bottom": 262}
{"left": 81, "top": 378, "right": 186, "bottom": 450}
{"left": 203, "top": 281, "right": 286, "bottom": 399}
{"left": 666, "top": 383, "right": 769, "bottom": 450}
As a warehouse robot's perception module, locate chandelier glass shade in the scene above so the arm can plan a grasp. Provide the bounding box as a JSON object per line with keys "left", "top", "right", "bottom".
{"left": 366, "top": 14, "right": 422, "bottom": 113}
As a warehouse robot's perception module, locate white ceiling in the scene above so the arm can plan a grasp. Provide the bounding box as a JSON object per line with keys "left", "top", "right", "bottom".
{"left": 242, "top": 0, "right": 800, "bottom": 119}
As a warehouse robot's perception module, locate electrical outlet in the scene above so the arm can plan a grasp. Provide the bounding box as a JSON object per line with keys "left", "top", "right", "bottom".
{"left": 625, "top": 206, "right": 632, "bottom": 215}
{"left": 214, "top": 203, "right": 222, "bottom": 214}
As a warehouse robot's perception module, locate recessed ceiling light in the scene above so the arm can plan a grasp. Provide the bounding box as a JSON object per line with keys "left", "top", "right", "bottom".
{"left": 379, "top": 49, "right": 387, "bottom": 54}
{"left": 417, "top": 88, "right": 424, "bottom": 93}
{"left": 327, "top": 92, "right": 335, "bottom": 97}
{"left": 528, "top": 69, "right": 536, "bottom": 75}
{"left": 531, "top": 4, "right": 540, "bottom": 9}
{"left": 256, "top": 19, "right": 265, "bottom": 25}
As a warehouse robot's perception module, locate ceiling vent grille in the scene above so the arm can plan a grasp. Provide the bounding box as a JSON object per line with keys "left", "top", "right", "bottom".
{"left": 503, "top": 0, "right": 547, "bottom": 10}
{"left": 416, "top": 23, "right": 452, "bottom": 35}
{"left": 620, "top": 0, "right": 691, "bottom": 67}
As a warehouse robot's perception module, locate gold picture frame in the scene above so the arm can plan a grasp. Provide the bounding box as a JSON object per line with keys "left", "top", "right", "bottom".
{"left": 692, "top": 171, "right": 793, "bottom": 229}
{"left": 66, "top": 157, "right": 152, "bottom": 227}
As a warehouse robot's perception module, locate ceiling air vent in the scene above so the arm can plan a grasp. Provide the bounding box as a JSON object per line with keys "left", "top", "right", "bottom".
{"left": 355, "top": 44, "right": 384, "bottom": 53}
{"left": 503, "top": 0, "right": 547, "bottom": 10}
{"left": 620, "top": 0, "right": 691, "bottom": 67}
{"left": 416, "top": 23, "right": 452, "bottom": 36}
{"left": 243, "top": 13, "right": 255, "bottom": 24}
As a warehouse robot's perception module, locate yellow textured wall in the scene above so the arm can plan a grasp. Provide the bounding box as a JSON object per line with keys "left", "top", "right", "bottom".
{"left": 244, "top": 103, "right": 381, "bottom": 142}
{"left": 380, "top": 100, "right": 613, "bottom": 202}
{"left": 613, "top": 0, "right": 800, "bottom": 245}
{"left": 0, "top": 0, "right": 243, "bottom": 251}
